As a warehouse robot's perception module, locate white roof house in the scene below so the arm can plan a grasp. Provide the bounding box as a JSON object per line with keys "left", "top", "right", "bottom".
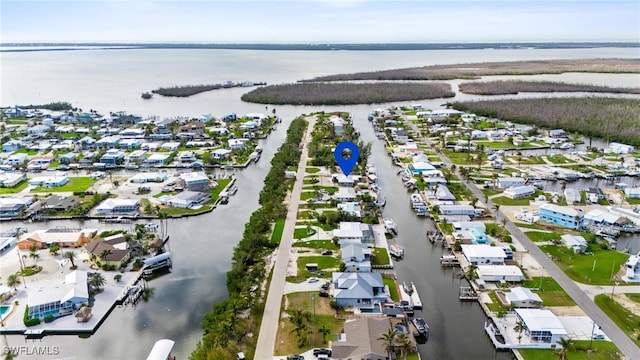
{"left": 129, "top": 172, "right": 168, "bottom": 183}
{"left": 228, "top": 138, "right": 248, "bottom": 150}
{"left": 515, "top": 308, "right": 567, "bottom": 344}
{"left": 27, "top": 270, "right": 89, "bottom": 321}
{"left": 498, "top": 177, "right": 526, "bottom": 189}
{"left": 96, "top": 198, "right": 140, "bottom": 215}
{"left": 504, "top": 185, "right": 536, "bottom": 199}
{"left": 560, "top": 234, "right": 588, "bottom": 253}
{"left": 505, "top": 287, "right": 543, "bottom": 308}
{"left": 461, "top": 245, "right": 506, "bottom": 265}
{"left": 334, "top": 187, "right": 357, "bottom": 202}
{"left": 607, "top": 142, "right": 634, "bottom": 154}
{"left": 477, "top": 265, "right": 524, "bottom": 282}
{"left": 452, "top": 221, "right": 486, "bottom": 232}
{"left": 583, "top": 208, "right": 626, "bottom": 226}
{"left": 624, "top": 187, "right": 640, "bottom": 199}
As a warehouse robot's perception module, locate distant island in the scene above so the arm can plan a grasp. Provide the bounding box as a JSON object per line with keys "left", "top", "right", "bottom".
{"left": 150, "top": 81, "right": 266, "bottom": 98}
{"left": 458, "top": 80, "right": 640, "bottom": 95}
{"left": 300, "top": 59, "right": 640, "bottom": 81}
{"left": 1, "top": 42, "right": 639, "bottom": 52}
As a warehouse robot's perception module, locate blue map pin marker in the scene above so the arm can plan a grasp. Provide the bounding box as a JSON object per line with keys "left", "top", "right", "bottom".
{"left": 334, "top": 141, "right": 360, "bottom": 176}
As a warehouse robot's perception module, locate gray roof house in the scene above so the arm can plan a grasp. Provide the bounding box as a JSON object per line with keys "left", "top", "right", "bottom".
{"left": 331, "top": 272, "right": 387, "bottom": 309}
{"left": 331, "top": 317, "right": 391, "bottom": 360}
{"left": 340, "top": 243, "right": 372, "bottom": 272}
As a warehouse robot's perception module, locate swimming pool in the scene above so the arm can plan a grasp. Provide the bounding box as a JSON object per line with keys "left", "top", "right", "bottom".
{"left": 0, "top": 305, "right": 10, "bottom": 315}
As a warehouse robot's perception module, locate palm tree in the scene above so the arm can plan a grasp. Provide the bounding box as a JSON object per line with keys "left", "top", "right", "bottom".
{"left": 7, "top": 274, "right": 21, "bottom": 290}
{"left": 470, "top": 195, "right": 479, "bottom": 208}
{"left": 396, "top": 332, "right": 414, "bottom": 360}
{"left": 99, "top": 249, "right": 113, "bottom": 262}
{"left": 466, "top": 264, "right": 479, "bottom": 280}
{"left": 89, "top": 273, "right": 106, "bottom": 292}
{"left": 318, "top": 324, "right": 331, "bottom": 344}
{"left": 29, "top": 250, "right": 40, "bottom": 267}
{"left": 513, "top": 320, "right": 525, "bottom": 344}
{"left": 377, "top": 328, "right": 398, "bottom": 360}
{"left": 64, "top": 251, "right": 77, "bottom": 268}
{"left": 49, "top": 243, "right": 60, "bottom": 256}
{"left": 557, "top": 337, "right": 574, "bottom": 360}
{"left": 492, "top": 204, "right": 501, "bottom": 224}
{"left": 560, "top": 180, "right": 567, "bottom": 201}
{"left": 288, "top": 308, "right": 308, "bottom": 338}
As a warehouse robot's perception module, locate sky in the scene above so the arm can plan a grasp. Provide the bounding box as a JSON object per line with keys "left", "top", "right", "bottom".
{"left": 1, "top": 0, "right": 639, "bottom": 43}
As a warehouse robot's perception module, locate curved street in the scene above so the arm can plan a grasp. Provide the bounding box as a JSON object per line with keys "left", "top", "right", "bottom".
{"left": 398, "top": 110, "right": 640, "bottom": 359}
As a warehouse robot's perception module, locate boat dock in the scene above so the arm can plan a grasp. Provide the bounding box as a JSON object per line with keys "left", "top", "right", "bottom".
{"left": 409, "top": 282, "right": 423, "bottom": 309}
{"left": 459, "top": 286, "right": 478, "bottom": 301}
{"left": 440, "top": 254, "right": 460, "bottom": 267}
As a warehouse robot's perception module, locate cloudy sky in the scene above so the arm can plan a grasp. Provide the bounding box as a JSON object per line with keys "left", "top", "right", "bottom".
{"left": 1, "top": 0, "right": 639, "bottom": 43}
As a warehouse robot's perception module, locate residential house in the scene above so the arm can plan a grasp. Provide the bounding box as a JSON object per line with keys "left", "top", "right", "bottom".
{"left": 564, "top": 188, "right": 581, "bottom": 204}
{"left": 212, "top": 149, "right": 232, "bottom": 159}
{"left": 28, "top": 153, "right": 55, "bottom": 169}
{"left": 27, "top": 124, "right": 50, "bottom": 136}
{"left": 331, "top": 317, "right": 393, "bottom": 360}
{"left": 77, "top": 136, "right": 97, "bottom": 150}
{"left": 469, "top": 227, "right": 489, "bottom": 244}
{"left": 83, "top": 238, "right": 130, "bottom": 268}
{"left": 18, "top": 228, "right": 97, "bottom": 249}
{"left": 2, "top": 140, "right": 22, "bottom": 152}
{"left": 407, "top": 159, "right": 436, "bottom": 176}
{"left": 100, "top": 149, "right": 125, "bottom": 166}
{"left": 332, "top": 174, "right": 358, "bottom": 187}
{"left": 452, "top": 221, "right": 486, "bottom": 232}
{"left": 158, "top": 191, "right": 211, "bottom": 208}
{"left": 332, "top": 222, "right": 374, "bottom": 244}
{"left": 126, "top": 150, "right": 147, "bottom": 164}
{"left": 548, "top": 129, "right": 567, "bottom": 138}
{"left": 330, "top": 116, "right": 345, "bottom": 135}
{"left": 560, "top": 234, "right": 588, "bottom": 254}
{"left": 341, "top": 243, "right": 372, "bottom": 272}
{"left": 331, "top": 272, "right": 387, "bottom": 309}
{"left": 0, "top": 172, "right": 26, "bottom": 187}
{"left": 538, "top": 203, "right": 582, "bottom": 229}
{"left": 129, "top": 172, "right": 167, "bottom": 183}
{"left": 333, "top": 187, "right": 357, "bottom": 202}
{"left": 160, "top": 142, "right": 180, "bottom": 151}
{"left": 118, "top": 138, "right": 142, "bottom": 150}
{"left": 95, "top": 135, "right": 121, "bottom": 149}
{"left": 29, "top": 175, "right": 69, "bottom": 187}
{"left": 27, "top": 270, "right": 89, "bottom": 321}
{"left": 337, "top": 202, "right": 363, "bottom": 218}
{"left": 505, "top": 287, "right": 543, "bottom": 308}
{"left": 438, "top": 204, "right": 479, "bottom": 217}
{"left": 95, "top": 199, "right": 140, "bottom": 215}
{"left": 0, "top": 196, "right": 34, "bottom": 217}
{"left": 179, "top": 172, "right": 211, "bottom": 191}
{"left": 504, "top": 185, "right": 536, "bottom": 200}
{"left": 6, "top": 153, "right": 29, "bottom": 167}
{"left": 40, "top": 195, "right": 79, "bottom": 212}
{"left": 59, "top": 152, "right": 77, "bottom": 165}
{"left": 177, "top": 151, "right": 197, "bottom": 163}
{"left": 586, "top": 187, "right": 605, "bottom": 204}
{"left": 497, "top": 177, "right": 526, "bottom": 189}
{"left": 244, "top": 112, "right": 266, "bottom": 121}
{"left": 515, "top": 309, "right": 567, "bottom": 344}
{"left": 607, "top": 142, "right": 634, "bottom": 154}
{"left": 228, "top": 138, "right": 248, "bottom": 150}
{"left": 393, "top": 129, "right": 410, "bottom": 144}
{"left": 461, "top": 244, "right": 506, "bottom": 265}
{"left": 111, "top": 112, "right": 142, "bottom": 125}
{"left": 119, "top": 128, "right": 145, "bottom": 139}
{"left": 145, "top": 153, "right": 170, "bottom": 167}
{"left": 179, "top": 121, "right": 206, "bottom": 137}
{"left": 624, "top": 187, "right": 640, "bottom": 199}
{"left": 428, "top": 185, "right": 456, "bottom": 204}
{"left": 477, "top": 265, "right": 524, "bottom": 282}
{"left": 582, "top": 208, "right": 630, "bottom": 229}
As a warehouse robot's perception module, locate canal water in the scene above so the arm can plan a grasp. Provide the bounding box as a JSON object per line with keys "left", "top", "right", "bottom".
{"left": 1, "top": 47, "right": 639, "bottom": 359}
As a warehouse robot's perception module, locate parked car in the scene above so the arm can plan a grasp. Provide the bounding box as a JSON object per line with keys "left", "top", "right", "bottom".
{"left": 313, "top": 348, "right": 332, "bottom": 357}
{"left": 307, "top": 277, "right": 319, "bottom": 283}
{"left": 286, "top": 355, "right": 304, "bottom": 360}
{"left": 321, "top": 283, "right": 330, "bottom": 290}
{"left": 319, "top": 290, "right": 329, "bottom": 298}
{"left": 321, "top": 250, "right": 333, "bottom": 256}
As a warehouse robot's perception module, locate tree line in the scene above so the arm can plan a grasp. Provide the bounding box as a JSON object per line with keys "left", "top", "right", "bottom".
{"left": 458, "top": 80, "right": 640, "bottom": 95}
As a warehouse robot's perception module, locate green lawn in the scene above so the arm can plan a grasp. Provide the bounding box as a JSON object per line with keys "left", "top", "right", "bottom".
{"left": 310, "top": 222, "right": 338, "bottom": 231}
{"left": 594, "top": 294, "right": 640, "bottom": 347}
{"left": 525, "top": 231, "right": 561, "bottom": 242}
{"left": 522, "top": 277, "right": 576, "bottom": 306}
{"left": 491, "top": 195, "right": 533, "bottom": 206}
{"left": 519, "top": 156, "right": 546, "bottom": 165}
{"left": 371, "top": 247, "right": 390, "bottom": 266}
{"left": 288, "top": 256, "right": 341, "bottom": 282}
{"left": 516, "top": 222, "right": 545, "bottom": 230}
{"left": 626, "top": 197, "right": 640, "bottom": 205}
{"left": 0, "top": 179, "right": 29, "bottom": 194}
{"left": 482, "top": 188, "right": 504, "bottom": 197}
{"left": 519, "top": 340, "right": 622, "bottom": 360}
{"left": 305, "top": 167, "right": 321, "bottom": 173}
{"left": 13, "top": 148, "right": 39, "bottom": 155}
{"left": 271, "top": 219, "right": 285, "bottom": 243}
{"left": 383, "top": 277, "right": 400, "bottom": 301}
{"left": 292, "top": 239, "right": 338, "bottom": 250}
{"left": 300, "top": 191, "right": 316, "bottom": 200}
{"left": 207, "top": 178, "right": 232, "bottom": 201}
{"left": 546, "top": 154, "right": 574, "bottom": 164}
{"left": 294, "top": 227, "right": 316, "bottom": 239}
{"left": 32, "top": 177, "right": 95, "bottom": 193}
{"left": 486, "top": 291, "right": 508, "bottom": 312}
{"left": 540, "top": 245, "right": 630, "bottom": 285}
{"left": 302, "top": 185, "right": 338, "bottom": 195}
{"left": 442, "top": 150, "right": 475, "bottom": 165}
{"left": 626, "top": 293, "right": 640, "bottom": 304}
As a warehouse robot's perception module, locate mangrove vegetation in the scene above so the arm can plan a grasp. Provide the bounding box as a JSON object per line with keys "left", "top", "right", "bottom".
{"left": 452, "top": 97, "right": 640, "bottom": 146}
{"left": 241, "top": 82, "right": 454, "bottom": 105}
{"left": 302, "top": 59, "right": 640, "bottom": 81}
{"left": 458, "top": 80, "right": 640, "bottom": 95}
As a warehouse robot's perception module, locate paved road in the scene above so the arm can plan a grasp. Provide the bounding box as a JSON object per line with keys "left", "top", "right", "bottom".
{"left": 254, "top": 117, "right": 316, "bottom": 360}
{"left": 398, "top": 110, "right": 640, "bottom": 359}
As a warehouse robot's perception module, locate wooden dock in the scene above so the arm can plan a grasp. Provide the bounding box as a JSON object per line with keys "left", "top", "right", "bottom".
{"left": 459, "top": 286, "right": 478, "bottom": 301}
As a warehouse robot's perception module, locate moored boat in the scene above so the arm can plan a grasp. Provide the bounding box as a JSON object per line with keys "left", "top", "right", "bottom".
{"left": 146, "top": 339, "right": 175, "bottom": 360}
{"left": 389, "top": 244, "right": 404, "bottom": 258}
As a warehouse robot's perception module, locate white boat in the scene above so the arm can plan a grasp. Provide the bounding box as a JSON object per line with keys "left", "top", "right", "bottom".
{"left": 389, "top": 244, "right": 404, "bottom": 258}
{"left": 410, "top": 282, "right": 422, "bottom": 309}
{"left": 412, "top": 317, "right": 430, "bottom": 338}
{"left": 383, "top": 218, "right": 398, "bottom": 235}
{"left": 146, "top": 339, "right": 175, "bottom": 360}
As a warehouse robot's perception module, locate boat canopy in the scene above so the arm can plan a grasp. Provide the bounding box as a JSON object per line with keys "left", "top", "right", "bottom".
{"left": 146, "top": 339, "right": 175, "bottom": 360}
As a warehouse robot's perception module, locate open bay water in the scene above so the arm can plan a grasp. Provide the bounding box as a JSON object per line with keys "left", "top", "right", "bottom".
{"left": 1, "top": 47, "right": 639, "bottom": 359}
